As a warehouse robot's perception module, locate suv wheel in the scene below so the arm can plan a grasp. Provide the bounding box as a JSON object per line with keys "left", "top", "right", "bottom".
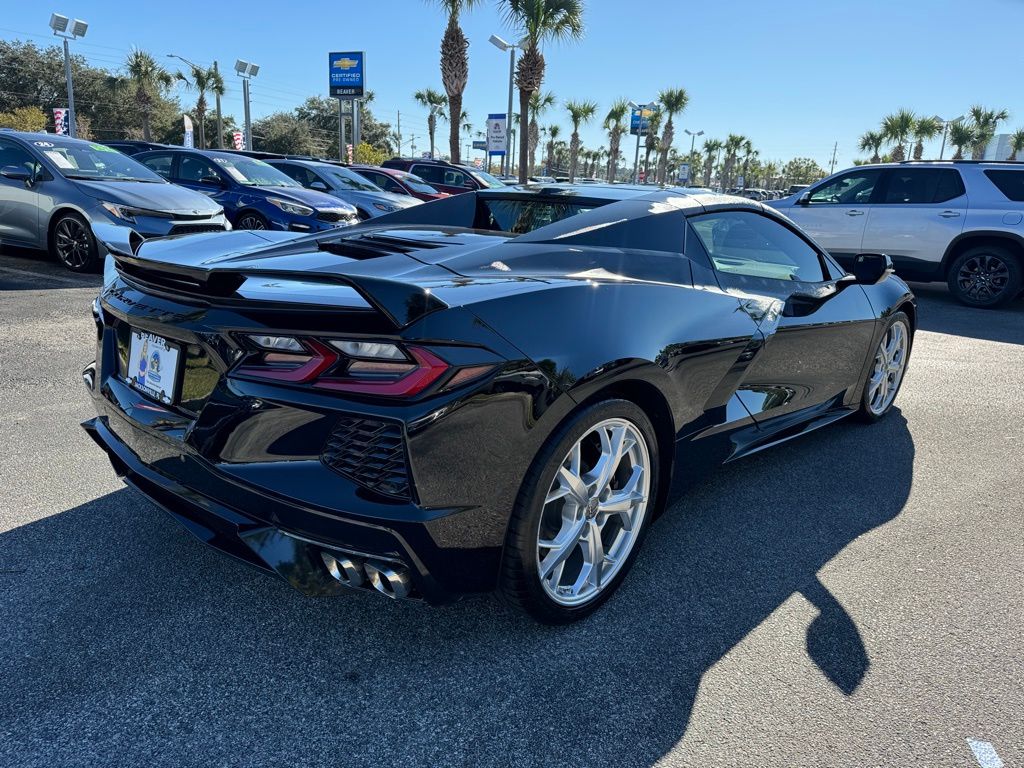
{"left": 947, "top": 245, "right": 1022, "bottom": 308}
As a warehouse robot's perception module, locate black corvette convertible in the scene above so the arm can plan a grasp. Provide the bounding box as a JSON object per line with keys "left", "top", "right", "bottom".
{"left": 83, "top": 186, "right": 915, "bottom": 623}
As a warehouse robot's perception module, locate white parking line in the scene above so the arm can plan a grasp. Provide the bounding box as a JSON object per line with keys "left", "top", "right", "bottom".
{"left": 967, "top": 739, "right": 1004, "bottom": 768}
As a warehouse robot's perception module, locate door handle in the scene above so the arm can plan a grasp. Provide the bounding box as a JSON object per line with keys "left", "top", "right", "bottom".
{"left": 939, "top": 210, "right": 961, "bottom": 218}
{"left": 846, "top": 209, "right": 864, "bottom": 216}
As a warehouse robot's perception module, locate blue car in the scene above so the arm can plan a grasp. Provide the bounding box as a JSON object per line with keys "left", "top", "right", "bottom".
{"left": 265, "top": 159, "right": 422, "bottom": 220}
{"left": 133, "top": 149, "right": 358, "bottom": 232}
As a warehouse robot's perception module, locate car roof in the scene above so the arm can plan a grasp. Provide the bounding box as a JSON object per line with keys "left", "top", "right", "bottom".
{"left": 473, "top": 182, "right": 717, "bottom": 202}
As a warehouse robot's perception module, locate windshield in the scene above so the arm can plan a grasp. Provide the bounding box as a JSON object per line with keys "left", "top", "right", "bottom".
{"left": 468, "top": 168, "right": 506, "bottom": 189}
{"left": 397, "top": 172, "right": 441, "bottom": 195}
{"left": 209, "top": 155, "right": 300, "bottom": 187}
{"left": 475, "top": 198, "right": 600, "bottom": 234}
{"left": 35, "top": 139, "right": 164, "bottom": 182}
{"left": 326, "top": 166, "right": 383, "bottom": 192}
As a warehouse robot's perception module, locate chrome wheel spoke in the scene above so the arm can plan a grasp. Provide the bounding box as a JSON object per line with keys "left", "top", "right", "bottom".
{"left": 599, "top": 465, "right": 646, "bottom": 531}
{"left": 867, "top": 321, "right": 908, "bottom": 415}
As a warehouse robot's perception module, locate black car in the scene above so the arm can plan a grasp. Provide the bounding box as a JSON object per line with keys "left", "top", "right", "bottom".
{"left": 382, "top": 157, "right": 505, "bottom": 195}
{"left": 82, "top": 190, "right": 915, "bottom": 623}
{"left": 102, "top": 140, "right": 173, "bottom": 156}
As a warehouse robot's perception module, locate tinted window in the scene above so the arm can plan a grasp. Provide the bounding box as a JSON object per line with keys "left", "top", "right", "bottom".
{"left": 882, "top": 169, "right": 965, "bottom": 204}
{"left": 476, "top": 198, "right": 596, "bottom": 234}
{"left": 178, "top": 155, "right": 221, "bottom": 183}
{"left": 808, "top": 169, "right": 881, "bottom": 204}
{"left": 0, "top": 139, "right": 40, "bottom": 175}
{"left": 275, "top": 163, "right": 318, "bottom": 187}
{"left": 140, "top": 153, "right": 173, "bottom": 179}
{"left": 413, "top": 164, "right": 466, "bottom": 187}
{"left": 691, "top": 211, "right": 826, "bottom": 282}
{"left": 984, "top": 170, "right": 1024, "bottom": 202}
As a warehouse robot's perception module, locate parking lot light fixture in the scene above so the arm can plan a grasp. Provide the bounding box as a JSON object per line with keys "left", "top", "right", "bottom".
{"left": 937, "top": 115, "right": 965, "bottom": 160}
{"left": 684, "top": 128, "right": 704, "bottom": 161}
{"left": 234, "top": 60, "right": 259, "bottom": 151}
{"left": 49, "top": 12, "right": 88, "bottom": 138}
{"left": 489, "top": 34, "right": 517, "bottom": 176}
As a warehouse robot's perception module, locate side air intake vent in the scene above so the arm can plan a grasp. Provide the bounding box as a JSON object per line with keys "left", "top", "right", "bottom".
{"left": 321, "top": 416, "right": 410, "bottom": 498}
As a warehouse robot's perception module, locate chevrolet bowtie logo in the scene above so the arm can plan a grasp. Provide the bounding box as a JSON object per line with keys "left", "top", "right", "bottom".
{"left": 333, "top": 57, "right": 358, "bottom": 70}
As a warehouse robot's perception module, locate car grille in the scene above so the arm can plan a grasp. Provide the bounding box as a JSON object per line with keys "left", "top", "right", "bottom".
{"left": 321, "top": 416, "right": 410, "bottom": 498}
{"left": 316, "top": 210, "right": 354, "bottom": 223}
{"left": 170, "top": 223, "right": 227, "bottom": 235}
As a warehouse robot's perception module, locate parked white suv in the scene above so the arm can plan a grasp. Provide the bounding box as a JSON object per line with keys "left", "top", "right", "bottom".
{"left": 770, "top": 162, "right": 1024, "bottom": 307}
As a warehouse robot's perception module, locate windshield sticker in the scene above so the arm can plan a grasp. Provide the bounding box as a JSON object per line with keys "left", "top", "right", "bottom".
{"left": 90, "top": 143, "right": 117, "bottom": 152}
{"left": 44, "top": 150, "right": 75, "bottom": 169}
{"left": 33, "top": 141, "right": 55, "bottom": 147}
{"left": 213, "top": 157, "right": 230, "bottom": 164}
{"left": 224, "top": 166, "right": 248, "bottom": 182}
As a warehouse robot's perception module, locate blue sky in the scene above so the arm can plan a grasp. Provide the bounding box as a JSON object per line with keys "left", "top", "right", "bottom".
{"left": 3, "top": 0, "right": 1021, "bottom": 168}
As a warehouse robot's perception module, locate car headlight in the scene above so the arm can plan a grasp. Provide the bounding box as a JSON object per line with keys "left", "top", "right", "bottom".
{"left": 267, "top": 197, "right": 315, "bottom": 217}
{"left": 100, "top": 202, "right": 172, "bottom": 222}
{"left": 372, "top": 202, "right": 398, "bottom": 213}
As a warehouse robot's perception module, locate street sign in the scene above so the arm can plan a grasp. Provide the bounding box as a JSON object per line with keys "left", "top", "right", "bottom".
{"left": 472, "top": 140, "right": 487, "bottom": 150}
{"left": 677, "top": 162, "right": 690, "bottom": 184}
{"left": 630, "top": 105, "right": 656, "bottom": 136}
{"left": 487, "top": 113, "right": 507, "bottom": 156}
{"left": 329, "top": 51, "right": 365, "bottom": 98}
{"left": 737, "top": 174, "right": 745, "bottom": 189}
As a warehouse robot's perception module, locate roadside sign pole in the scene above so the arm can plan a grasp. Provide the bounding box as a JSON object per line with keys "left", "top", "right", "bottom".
{"left": 242, "top": 77, "right": 252, "bottom": 151}
{"left": 633, "top": 118, "right": 643, "bottom": 183}
{"left": 353, "top": 99, "right": 361, "bottom": 150}
{"left": 337, "top": 98, "right": 346, "bottom": 162}
{"left": 505, "top": 48, "right": 515, "bottom": 176}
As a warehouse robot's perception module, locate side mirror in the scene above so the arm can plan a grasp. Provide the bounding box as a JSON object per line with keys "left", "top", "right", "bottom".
{"left": 1, "top": 165, "right": 32, "bottom": 183}
{"left": 797, "top": 192, "right": 811, "bottom": 206}
{"left": 309, "top": 180, "right": 329, "bottom": 191}
{"left": 851, "top": 253, "right": 893, "bottom": 285}
{"left": 199, "top": 175, "right": 224, "bottom": 187}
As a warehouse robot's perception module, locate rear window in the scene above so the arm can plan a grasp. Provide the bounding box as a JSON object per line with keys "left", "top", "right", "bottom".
{"left": 984, "top": 169, "right": 1024, "bottom": 202}
{"left": 882, "top": 168, "right": 965, "bottom": 204}
{"left": 475, "top": 198, "right": 598, "bottom": 234}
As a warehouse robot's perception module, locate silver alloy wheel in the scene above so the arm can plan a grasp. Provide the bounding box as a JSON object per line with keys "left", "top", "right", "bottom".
{"left": 867, "top": 320, "right": 909, "bottom": 415}
{"left": 237, "top": 214, "right": 267, "bottom": 230}
{"left": 54, "top": 217, "right": 91, "bottom": 269}
{"left": 957, "top": 253, "right": 1010, "bottom": 302}
{"left": 536, "top": 418, "right": 651, "bottom": 607}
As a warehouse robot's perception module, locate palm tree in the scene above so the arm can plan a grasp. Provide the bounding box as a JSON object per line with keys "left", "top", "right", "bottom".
{"left": 722, "top": 133, "right": 745, "bottom": 190}
{"left": 116, "top": 49, "right": 174, "bottom": 142}
{"left": 740, "top": 141, "right": 757, "bottom": 189}
{"left": 702, "top": 138, "right": 722, "bottom": 187}
{"left": 881, "top": 109, "right": 916, "bottom": 162}
{"left": 1008, "top": 129, "right": 1024, "bottom": 162}
{"left": 642, "top": 109, "right": 661, "bottom": 180}
{"left": 968, "top": 105, "right": 1010, "bottom": 159}
{"left": 544, "top": 124, "right": 561, "bottom": 173}
{"left": 175, "top": 62, "right": 225, "bottom": 149}
{"left": 947, "top": 120, "right": 975, "bottom": 161}
{"left": 858, "top": 130, "right": 884, "bottom": 164}
{"left": 762, "top": 160, "right": 779, "bottom": 190}
{"left": 655, "top": 87, "right": 689, "bottom": 183}
{"left": 432, "top": 0, "right": 479, "bottom": 164}
{"left": 528, "top": 90, "right": 556, "bottom": 176}
{"left": 500, "top": 0, "right": 585, "bottom": 184}
{"left": 602, "top": 99, "right": 628, "bottom": 182}
{"left": 911, "top": 116, "right": 943, "bottom": 160}
{"left": 414, "top": 88, "right": 448, "bottom": 158}
{"left": 564, "top": 99, "right": 597, "bottom": 182}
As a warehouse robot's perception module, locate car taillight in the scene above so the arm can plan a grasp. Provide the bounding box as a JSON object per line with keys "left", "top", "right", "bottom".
{"left": 234, "top": 335, "right": 492, "bottom": 397}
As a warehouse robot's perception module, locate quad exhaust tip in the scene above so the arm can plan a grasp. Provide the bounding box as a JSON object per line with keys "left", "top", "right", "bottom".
{"left": 320, "top": 551, "right": 413, "bottom": 600}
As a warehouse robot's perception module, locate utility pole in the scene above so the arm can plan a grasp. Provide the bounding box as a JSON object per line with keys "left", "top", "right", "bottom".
{"left": 213, "top": 61, "right": 224, "bottom": 148}
{"left": 337, "top": 98, "right": 346, "bottom": 162}
{"left": 829, "top": 141, "right": 838, "bottom": 174}
{"left": 397, "top": 110, "right": 402, "bottom": 157}
{"left": 410, "top": 135, "right": 417, "bottom": 157}
{"left": 352, "top": 99, "right": 362, "bottom": 149}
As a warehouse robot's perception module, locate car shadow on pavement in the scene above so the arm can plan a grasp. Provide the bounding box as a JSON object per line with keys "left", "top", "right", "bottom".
{"left": 0, "top": 248, "right": 102, "bottom": 292}
{"left": 0, "top": 413, "right": 914, "bottom": 767}
{"left": 910, "top": 282, "right": 1024, "bottom": 345}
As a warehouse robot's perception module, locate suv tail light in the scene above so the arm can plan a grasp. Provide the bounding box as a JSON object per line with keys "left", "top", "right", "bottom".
{"left": 234, "top": 335, "right": 492, "bottom": 397}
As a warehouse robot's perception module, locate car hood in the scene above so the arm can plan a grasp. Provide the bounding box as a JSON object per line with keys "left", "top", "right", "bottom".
{"left": 340, "top": 190, "right": 421, "bottom": 210}
{"left": 74, "top": 180, "right": 223, "bottom": 215}
{"left": 259, "top": 185, "right": 357, "bottom": 213}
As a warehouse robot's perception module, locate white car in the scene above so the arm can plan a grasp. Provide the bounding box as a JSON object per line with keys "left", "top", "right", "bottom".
{"left": 770, "top": 162, "right": 1024, "bottom": 307}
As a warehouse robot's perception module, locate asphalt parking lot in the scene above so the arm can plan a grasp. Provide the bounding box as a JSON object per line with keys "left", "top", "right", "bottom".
{"left": 1, "top": 248, "right": 1021, "bottom": 768}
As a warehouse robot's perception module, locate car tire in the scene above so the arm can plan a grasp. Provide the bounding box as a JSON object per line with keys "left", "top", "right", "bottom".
{"left": 947, "top": 245, "right": 1022, "bottom": 308}
{"left": 500, "top": 399, "right": 660, "bottom": 624}
{"left": 49, "top": 212, "right": 100, "bottom": 273}
{"left": 855, "top": 311, "right": 912, "bottom": 423}
{"left": 236, "top": 211, "right": 269, "bottom": 230}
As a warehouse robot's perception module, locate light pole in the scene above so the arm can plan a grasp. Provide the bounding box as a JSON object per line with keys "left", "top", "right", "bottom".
{"left": 684, "top": 129, "right": 703, "bottom": 183}
{"left": 168, "top": 54, "right": 224, "bottom": 149}
{"left": 489, "top": 35, "right": 518, "bottom": 176}
{"left": 234, "top": 60, "right": 259, "bottom": 151}
{"left": 49, "top": 13, "right": 88, "bottom": 138}
{"left": 937, "top": 114, "right": 964, "bottom": 160}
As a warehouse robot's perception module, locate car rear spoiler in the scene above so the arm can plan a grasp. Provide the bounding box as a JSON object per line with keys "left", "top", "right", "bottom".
{"left": 90, "top": 222, "right": 447, "bottom": 328}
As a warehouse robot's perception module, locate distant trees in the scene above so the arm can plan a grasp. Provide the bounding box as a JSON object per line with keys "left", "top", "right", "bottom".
{"left": 0, "top": 106, "right": 47, "bottom": 132}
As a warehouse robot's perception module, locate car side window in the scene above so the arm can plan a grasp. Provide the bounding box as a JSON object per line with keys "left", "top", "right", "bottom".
{"left": 410, "top": 164, "right": 441, "bottom": 184}
{"left": 0, "top": 139, "right": 39, "bottom": 177}
{"left": 178, "top": 155, "right": 221, "bottom": 183}
{"left": 690, "top": 210, "right": 828, "bottom": 283}
{"left": 138, "top": 153, "right": 173, "bottom": 179}
{"left": 275, "top": 164, "right": 306, "bottom": 185}
{"left": 380, "top": 176, "right": 405, "bottom": 193}
{"left": 808, "top": 169, "right": 881, "bottom": 204}
{"left": 444, "top": 169, "right": 467, "bottom": 186}
{"left": 881, "top": 169, "right": 965, "bottom": 204}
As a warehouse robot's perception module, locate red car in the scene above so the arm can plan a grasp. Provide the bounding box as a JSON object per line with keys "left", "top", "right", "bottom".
{"left": 349, "top": 165, "right": 449, "bottom": 203}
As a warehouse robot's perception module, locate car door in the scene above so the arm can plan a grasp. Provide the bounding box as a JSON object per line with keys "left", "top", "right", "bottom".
{"left": 175, "top": 154, "right": 233, "bottom": 210}
{"left": 0, "top": 138, "right": 42, "bottom": 246}
{"left": 689, "top": 209, "right": 877, "bottom": 423}
{"left": 784, "top": 168, "right": 884, "bottom": 269}
{"left": 861, "top": 167, "right": 967, "bottom": 281}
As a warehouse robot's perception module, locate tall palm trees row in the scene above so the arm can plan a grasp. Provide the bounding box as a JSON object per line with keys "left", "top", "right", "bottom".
{"left": 859, "top": 106, "right": 1021, "bottom": 163}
